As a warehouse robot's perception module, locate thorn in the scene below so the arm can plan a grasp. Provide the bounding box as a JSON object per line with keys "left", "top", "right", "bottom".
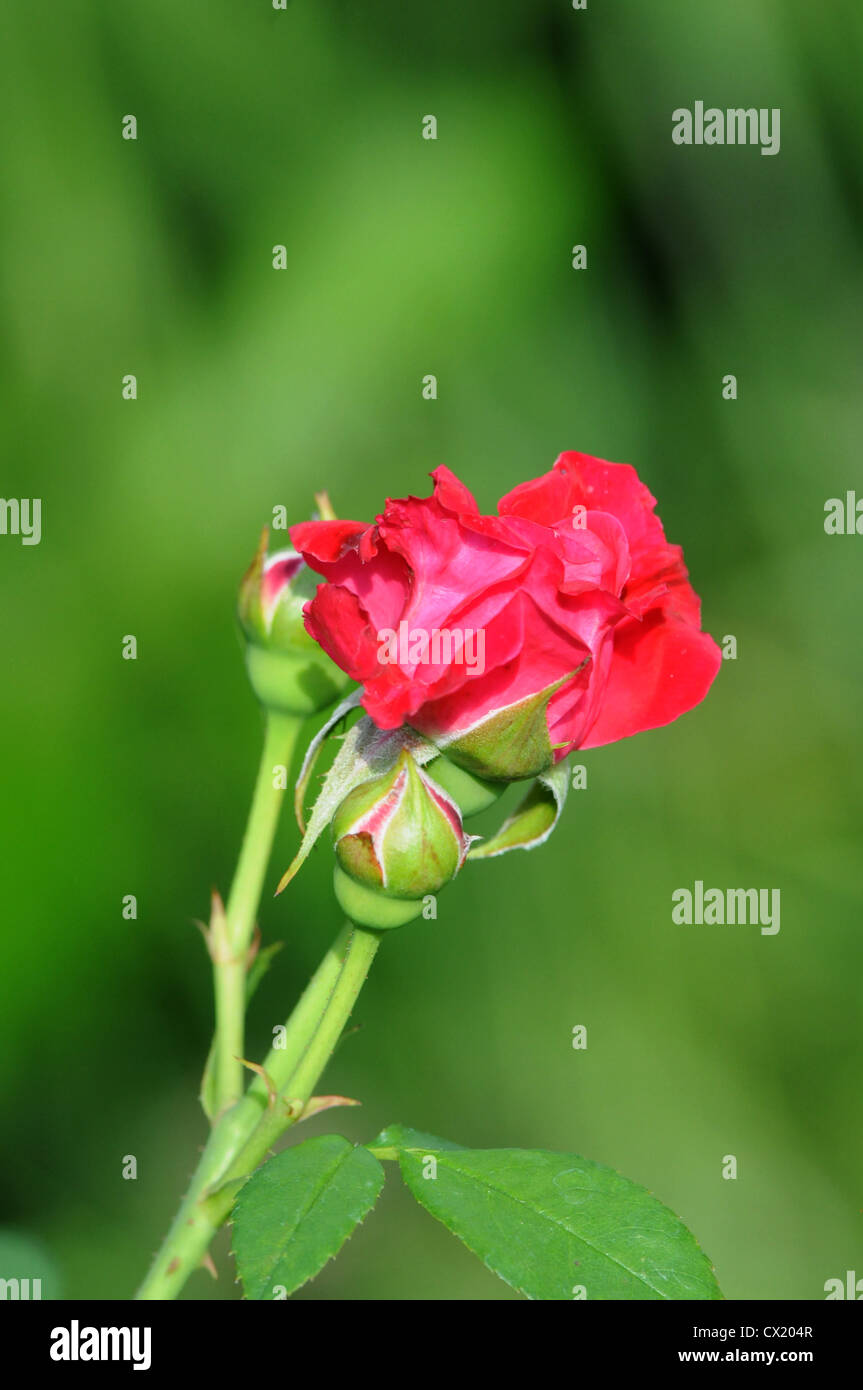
{"left": 332, "top": 1023, "right": 362, "bottom": 1056}
{"left": 299, "top": 1094, "right": 362, "bottom": 1123}
{"left": 196, "top": 890, "right": 232, "bottom": 962}
{"left": 237, "top": 1057, "right": 277, "bottom": 1107}
{"left": 200, "top": 1251, "right": 218, "bottom": 1281}
{"left": 192, "top": 918, "right": 211, "bottom": 948}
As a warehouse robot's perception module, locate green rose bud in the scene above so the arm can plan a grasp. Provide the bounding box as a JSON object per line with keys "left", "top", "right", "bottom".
{"left": 238, "top": 527, "right": 353, "bottom": 717}
{"left": 331, "top": 749, "right": 471, "bottom": 929}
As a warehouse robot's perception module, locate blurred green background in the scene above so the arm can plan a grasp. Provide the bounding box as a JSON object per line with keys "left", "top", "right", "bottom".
{"left": 1, "top": 0, "right": 861, "bottom": 1301}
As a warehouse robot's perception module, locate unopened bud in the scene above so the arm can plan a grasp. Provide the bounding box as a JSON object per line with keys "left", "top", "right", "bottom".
{"left": 331, "top": 750, "right": 470, "bottom": 927}
{"left": 238, "top": 527, "right": 352, "bottom": 716}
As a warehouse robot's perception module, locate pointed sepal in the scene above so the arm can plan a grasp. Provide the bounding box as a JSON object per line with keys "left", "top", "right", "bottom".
{"left": 469, "top": 762, "right": 569, "bottom": 859}
{"left": 431, "top": 662, "right": 589, "bottom": 782}
{"left": 274, "top": 717, "right": 441, "bottom": 895}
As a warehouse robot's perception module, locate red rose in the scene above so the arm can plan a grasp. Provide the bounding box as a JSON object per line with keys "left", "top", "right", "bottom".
{"left": 291, "top": 453, "right": 721, "bottom": 779}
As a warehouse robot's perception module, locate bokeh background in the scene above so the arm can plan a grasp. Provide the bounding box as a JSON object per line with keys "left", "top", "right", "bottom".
{"left": 1, "top": 0, "right": 861, "bottom": 1301}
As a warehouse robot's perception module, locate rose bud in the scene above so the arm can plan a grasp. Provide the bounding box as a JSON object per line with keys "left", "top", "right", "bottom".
{"left": 290, "top": 454, "right": 722, "bottom": 780}
{"left": 330, "top": 749, "right": 471, "bottom": 929}
{"left": 238, "top": 526, "right": 353, "bottom": 717}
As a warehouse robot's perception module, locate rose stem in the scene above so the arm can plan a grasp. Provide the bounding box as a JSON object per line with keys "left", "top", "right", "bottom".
{"left": 211, "top": 711, "right": 303, "bottom": 1115}
{"left": 136, "top": 922, "right": 380, "bottom": 1300}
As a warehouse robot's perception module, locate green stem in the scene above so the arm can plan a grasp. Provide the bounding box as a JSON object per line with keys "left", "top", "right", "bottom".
{"left": 136, "top": 922, "right": 380, "bottom": 1300}
{"left": 231, "top": 925, "right": 380, "bottom": 1170}
{"left": 211, "top": 711, "right": 302, "bottom": 1114}
{"left": 247, "top": 922, "right": 353, "bottom": 1103}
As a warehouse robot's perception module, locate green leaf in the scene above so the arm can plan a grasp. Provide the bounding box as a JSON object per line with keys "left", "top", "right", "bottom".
{"left": 379, "top": 1126, "right": 722, "bottom": 1301}
{"left": 371, "top": 1122, "right": 466, "bottom": 1157}
{"left": 232, "top": 1135, "right": 385, "bottom": 1299}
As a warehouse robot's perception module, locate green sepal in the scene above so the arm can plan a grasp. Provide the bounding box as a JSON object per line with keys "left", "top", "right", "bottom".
{"left": 469, "top": 762, "right": 569, "bottom": 860}
{"left": 275, "top": 719, "right": 440, "bottom": 896}
{"left": 433, "top": 662, "right": 589, "bottom": 782}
